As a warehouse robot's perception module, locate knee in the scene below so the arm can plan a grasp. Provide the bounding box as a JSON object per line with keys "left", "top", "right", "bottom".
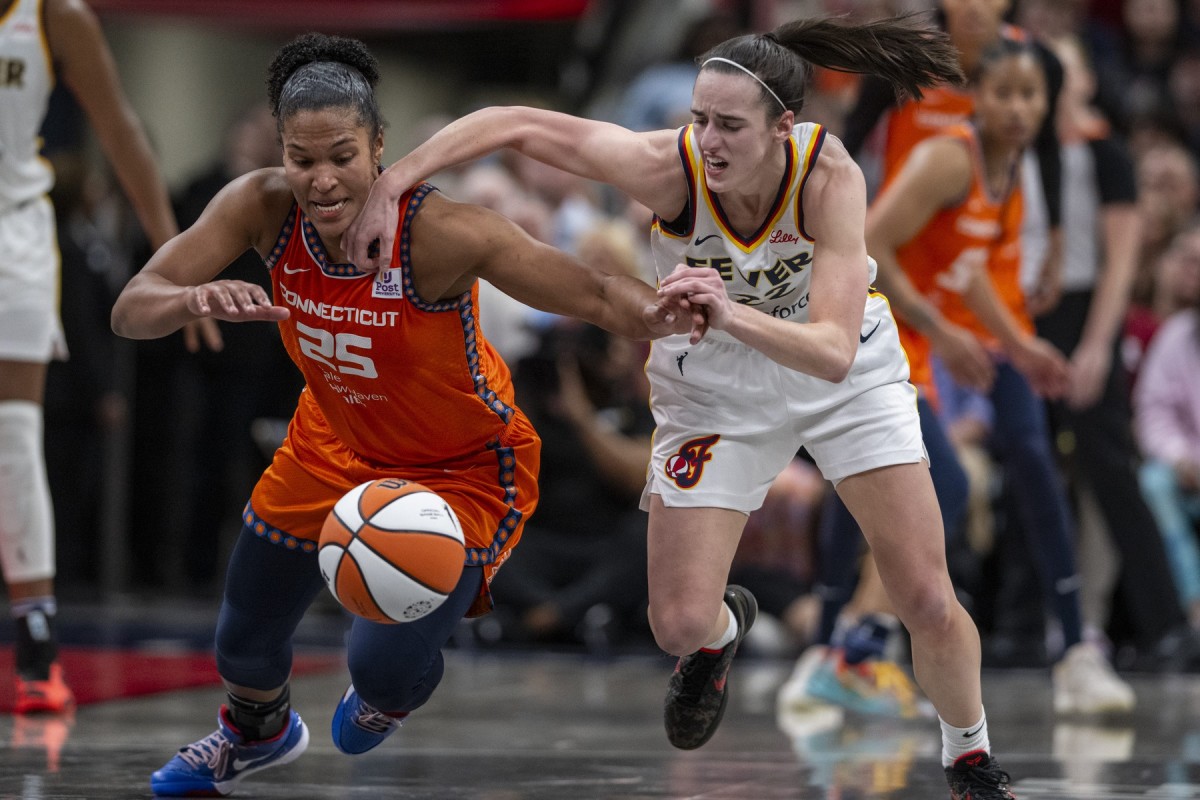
{"left": 348, "top": 645, "right": 443, "bottom": 712}
{"left": 648, "top": 599, "right": 718, "bottom": 656}
{"left": 890, "top": 580, "right": 957, "bottom": 639}
{"left": 215, "top": 604, "right": 291, "bottom": 689}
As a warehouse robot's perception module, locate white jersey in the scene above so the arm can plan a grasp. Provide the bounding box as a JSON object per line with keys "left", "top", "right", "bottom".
{"left": 641, "top": 122, "right": 921, "bottom": 512}
{"left": 651, "top": 122, "right": 876, "bottom": 342}
{"left": 0, "top": 0, "right": 55, "bottom": 215}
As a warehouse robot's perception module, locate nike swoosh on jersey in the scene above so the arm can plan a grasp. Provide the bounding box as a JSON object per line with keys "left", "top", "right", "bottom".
{"left": 694, "top": 234, "right": 722, "bottom": 246}
{"left": 281, "top": 263, "right": 309, "bottom": 274}
{"left": 859, "top": 321, "right": 881, "bottom": 343}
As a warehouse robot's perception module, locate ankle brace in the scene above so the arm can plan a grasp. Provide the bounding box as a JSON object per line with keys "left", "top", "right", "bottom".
{"left": 227, "top": 685, "right": 291, "bottom": 741}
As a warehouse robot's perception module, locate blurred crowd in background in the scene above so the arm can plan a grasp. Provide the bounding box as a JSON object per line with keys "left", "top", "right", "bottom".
{"left": 38, "top": 0, "right": 1200, "bottom": 672}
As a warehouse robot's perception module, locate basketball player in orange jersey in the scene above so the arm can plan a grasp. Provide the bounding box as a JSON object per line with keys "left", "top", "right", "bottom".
{"left": 800, "top": 0, "right": 1066, "bottom": 710}
{"left": 349, "top": 14, "right": 1023, "bottom": 798}
{"left": 865, "top": 38, "right": 1136, "bottom": 719}
{"left": 110, "top": 34, "right": 686, "bottom": 798}
{"left": 0, "top": 0, "right": 215, "bottom": 717}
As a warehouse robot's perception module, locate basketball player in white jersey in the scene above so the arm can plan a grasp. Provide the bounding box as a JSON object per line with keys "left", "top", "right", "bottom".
{"left": 349, "top": 14, "right": 1019, "bottom": 799}
{"left": 0, "top": 0, "right": 180, "bottom": 714}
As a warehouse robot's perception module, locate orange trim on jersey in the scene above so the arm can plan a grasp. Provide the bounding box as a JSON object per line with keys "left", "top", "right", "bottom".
{"left": 795, "top": 125, "right": 826, "bottom": 242}
{"left": 701, "top": 133, "right": 797, "bottom": 254}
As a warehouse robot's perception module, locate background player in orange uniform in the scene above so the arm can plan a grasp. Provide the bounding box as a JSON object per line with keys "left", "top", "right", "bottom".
{"left": 865, "top": 37, "right": 1134, "bottom": 715}
{"left": 110, "top": 33, "right": 684, "bottom": 798}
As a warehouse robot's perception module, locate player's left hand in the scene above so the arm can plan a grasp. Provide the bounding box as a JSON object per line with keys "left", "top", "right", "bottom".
{"left": 657, "top": 265, "right": 728, "bottom": 344}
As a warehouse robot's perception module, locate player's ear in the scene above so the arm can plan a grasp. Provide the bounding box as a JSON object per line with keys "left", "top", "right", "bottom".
{"left": 372, "top": 133, "right": 385, "bottom": 167}
{"left": 773, "top": 110, "right": 794, "bottom": 141}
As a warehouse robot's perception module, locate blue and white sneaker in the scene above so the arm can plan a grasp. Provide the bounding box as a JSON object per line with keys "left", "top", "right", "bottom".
{"left": 332, "top": 685, "right": 405, "bottom": 755}
{"left": 150, "top": 706, "right": 308, "bottom": 796}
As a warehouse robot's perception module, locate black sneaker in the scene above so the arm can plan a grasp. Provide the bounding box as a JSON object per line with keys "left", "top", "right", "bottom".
{"left": 663, "top": 585, "right": 758, "bottom": 750}
{"left": 944, "top": 750, "right": 1016, "bottom": 799}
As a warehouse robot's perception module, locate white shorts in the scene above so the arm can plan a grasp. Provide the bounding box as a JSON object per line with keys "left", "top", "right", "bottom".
{"left": 0, "top": 196, "right": 65, "bottom": 363}
{"left": 641, "top": 294, "right": 926, "bottom": 514}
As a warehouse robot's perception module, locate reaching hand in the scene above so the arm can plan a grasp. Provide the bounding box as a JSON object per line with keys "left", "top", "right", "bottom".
{"left": 185, "top": 280, "right": 289, "bottom": 325}
{"left": 657, "top": 265, "right": 729, "bottom": 344}
{"left": 343, "top": 169, "right": 407, "bottom": 272}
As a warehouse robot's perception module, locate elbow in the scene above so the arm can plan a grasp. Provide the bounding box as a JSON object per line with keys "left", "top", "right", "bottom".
{"left": 110, "top": 293, "right": 146, "bottom": 340}
{"left": 820, "top": 344, "right": 857, "bottom": 384}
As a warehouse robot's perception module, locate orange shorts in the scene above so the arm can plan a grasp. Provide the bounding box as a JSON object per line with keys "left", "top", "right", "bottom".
{"left": 246, "top": 402, "right": 540, "bottom": 617}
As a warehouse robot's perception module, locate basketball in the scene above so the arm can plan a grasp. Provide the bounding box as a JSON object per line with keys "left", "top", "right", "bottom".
{"left": 318, "top": 479, "right": 466, "bottom": 623}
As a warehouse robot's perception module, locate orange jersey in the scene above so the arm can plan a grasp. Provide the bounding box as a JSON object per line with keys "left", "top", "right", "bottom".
{"left": 894, "top": 125, "right": 1030, "bottom": 390}
{"left": 248, "top": 183, "right": 540, "bottom": 616}
{"left": 880, "top": 24, "right": 1031, "bottom": 191}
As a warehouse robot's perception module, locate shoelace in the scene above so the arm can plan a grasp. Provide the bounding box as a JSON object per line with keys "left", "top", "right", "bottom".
{"left": 355, "top": 705, "right": 398, "bottom": 734}
{"left": 176, "top": 732, "right": 232, "bottom": 775}
{"left": 675, "top": 651, "right": 721, "bottom": 704}
{"left": 958, "top": 759, "right": 1013, "bottom": 799}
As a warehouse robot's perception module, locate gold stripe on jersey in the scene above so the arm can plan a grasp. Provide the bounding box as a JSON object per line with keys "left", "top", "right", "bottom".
{"left": 700, "top": 130, "right": 799, "bottom": 254}
{"left": 0, "top": 0, "right": 20, "bottom": 25}
{"left": 794, "top": 125, "right": 826, "bottom": 242}
{"left": 35, "top": 0, "right": 52, "bottom": 87}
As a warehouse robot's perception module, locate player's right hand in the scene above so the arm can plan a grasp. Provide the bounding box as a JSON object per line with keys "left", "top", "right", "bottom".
{"left": 343, "top": 168, "right": 409, "bottom": 272}
{"left": 185, "top": 280, "right": 289, "bottom": 324}
{"left": 928, "top": 322, "right": 994, "bottom": 392}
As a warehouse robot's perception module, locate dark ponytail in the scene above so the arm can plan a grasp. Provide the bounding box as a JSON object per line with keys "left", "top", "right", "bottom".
{"left": 700, "top": 13, "right": 965, "bottom": 116}
{"left": 266, "top": 32, "right": 385, "bottom": 140}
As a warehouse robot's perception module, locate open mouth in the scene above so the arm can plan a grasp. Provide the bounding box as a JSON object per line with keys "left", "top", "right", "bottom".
{"left": 313, "top": 199, "right": 348, "bottom": 218}
{"left": 704, "top": 155, "right": 729, "bottom": 172}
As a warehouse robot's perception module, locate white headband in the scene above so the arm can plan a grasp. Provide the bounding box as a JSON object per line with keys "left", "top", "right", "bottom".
{"left": 702, "top": 57, "right": 786, "bottom": 111}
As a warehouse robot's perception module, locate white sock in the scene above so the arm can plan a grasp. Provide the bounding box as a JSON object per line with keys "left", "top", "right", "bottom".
{"left": 941, "top": 709, "right": 990, "bottom": 768}
{"left": 701, "top": 602, "right": 739, "bottom": 652}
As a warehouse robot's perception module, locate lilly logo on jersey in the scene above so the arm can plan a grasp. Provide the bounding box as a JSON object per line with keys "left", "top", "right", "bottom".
{"left": 372, "top": 268, "right": 405, "bottom": 299}
{"left": 664, "top": 434, "right": 721, "bottom": 489}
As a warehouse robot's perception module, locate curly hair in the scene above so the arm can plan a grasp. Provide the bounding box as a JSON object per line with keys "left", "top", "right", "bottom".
{"left": 266, "top": 32, "right": 385, "bottom": 139}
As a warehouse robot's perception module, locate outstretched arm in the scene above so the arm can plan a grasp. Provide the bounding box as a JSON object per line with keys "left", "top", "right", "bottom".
{"left": 408, "top": 193, "right": 685, "bottom": 341}
{"left": 344, "top": 106, "right": 684, "bottom": 271}
{"left": 111, "top": 171, "right": 290, "bottom": 340}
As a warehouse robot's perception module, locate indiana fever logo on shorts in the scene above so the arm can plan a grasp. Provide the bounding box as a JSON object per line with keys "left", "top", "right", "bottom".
{"left": 664, "top": 434, "right": 721, "bottom": 489}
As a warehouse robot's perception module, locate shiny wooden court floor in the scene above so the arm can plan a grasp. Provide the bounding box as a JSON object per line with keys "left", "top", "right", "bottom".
{"left": 5, "top": 644, "right": 1200, "bottom": 800}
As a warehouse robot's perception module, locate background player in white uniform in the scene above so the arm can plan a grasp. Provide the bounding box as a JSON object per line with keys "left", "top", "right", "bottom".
{"left": 348, "top": 14, "right": 1018, "bottom": 799}
{"left": 0, "top": 0, "right": 181, "bottom": 713}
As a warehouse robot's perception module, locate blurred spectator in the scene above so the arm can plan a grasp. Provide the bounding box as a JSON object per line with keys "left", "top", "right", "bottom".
{"left": 616, "top": 11, "right": 743, "bottom": 132}
{"left": 43, "top": 159, "right": 132, "bottom": 590}
{"left": 1132, "top": 226, "right": 1200, "bottom": 629}
{"left": 1124, "top": 217, "right": 1200, "bottom": 389}
{"left": 1116, "top": 0, "right": 1191, "bottom": 126}
{"left": 1168, "top": 48, "right": 1200, "bottom": 156}
{"left": 1130, "top": 143, "right": 1199, "bottom": 305}
{"left": 1030, "top": 35, "right": 1190, "bottom": 658}
{"left": 487, "top": 321, "right": 654, "bottom": 649}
